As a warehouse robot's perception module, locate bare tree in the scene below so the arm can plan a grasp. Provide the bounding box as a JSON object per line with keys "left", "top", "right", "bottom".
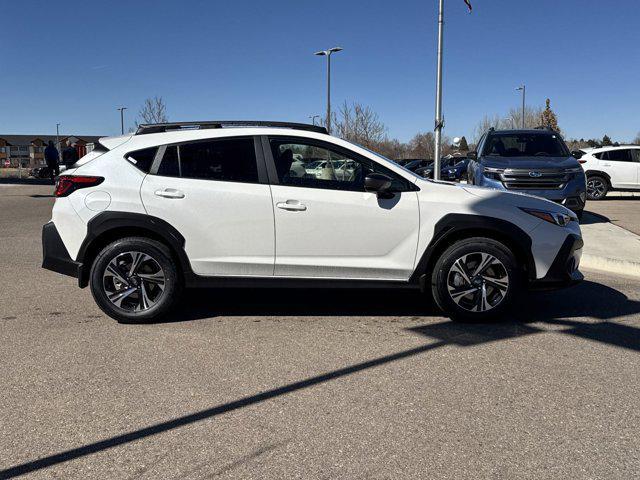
{"left": 473, "top": 114, "right": 502, "bottom": 143}
{"left": 138, "top": 96, "right": 168, "bottom": 125}
{"left": 633, "top": 132, "right": 640, "bottom": 145}
{"left": 407, "top": 132, "right": 435, "bottom": 159}
{"left": 504, "top": 106, "right": 544, "bottom": 130}
{"left": 331, "top": 102, "right": 387, "bottom": 150}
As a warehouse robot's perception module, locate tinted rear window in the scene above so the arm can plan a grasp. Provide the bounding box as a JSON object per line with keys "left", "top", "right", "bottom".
{"left": 155, "top": 138, "right": 258, "bottom": 183}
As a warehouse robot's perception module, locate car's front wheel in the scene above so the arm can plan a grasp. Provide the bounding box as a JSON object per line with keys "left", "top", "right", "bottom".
{"left": 431, "top": 237, "right": 520, "bottom": 322}
{"left": 90, "top": 237, "right": 181, "bottom": 323}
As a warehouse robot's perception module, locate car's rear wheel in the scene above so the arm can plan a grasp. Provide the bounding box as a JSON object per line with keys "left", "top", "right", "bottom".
{"left": 431, "top": 237, "right": 520, "bottom": 322}
{"left": 90, "top": 237, "right": 181, "bottom": 323}
{"left": 586, "top": 175, "right": 608, "bottom": 200}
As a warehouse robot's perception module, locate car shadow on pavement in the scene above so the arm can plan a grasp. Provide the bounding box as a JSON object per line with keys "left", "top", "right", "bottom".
{"left": 165, "top": 279, "right": 640, "bottom": 325}
{"left": 581, "top": 211, "right": 609, "bottom": 225}
{"left": 3, "top": 280, "right": 640, "bottom": 478}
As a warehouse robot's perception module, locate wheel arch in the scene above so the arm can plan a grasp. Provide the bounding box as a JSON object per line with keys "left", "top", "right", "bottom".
{"left": 584, "top": 170, "right": 612, "bottom": 185}
{"left": 411, "top": 214, "right": 536, "bottom": 285}
{"left": 77, "top": 212, "right": 191, "bottom": 288}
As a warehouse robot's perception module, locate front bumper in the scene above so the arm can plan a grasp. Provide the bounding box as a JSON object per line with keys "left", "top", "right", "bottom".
{"left": 42, "top": 222, "right": 82, "bottom": 279}
{"left": 530, "top": 233, "right": 583, "bottom": 290}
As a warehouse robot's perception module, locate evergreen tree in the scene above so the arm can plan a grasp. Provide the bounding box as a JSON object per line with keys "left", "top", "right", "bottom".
{"left": 539, "top": 98, "right": 560, "bottom": 132}
{"left": 458, "top": 136, "right": 469, "bottom": 151}
{"left": 602, "top": 135, "right": 612, "bottom": 146}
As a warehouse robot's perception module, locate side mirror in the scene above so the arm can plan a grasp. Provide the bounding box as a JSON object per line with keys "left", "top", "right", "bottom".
{"left": 364, "top": 172, "right": 394, "bottom": 198}
{"left": 571, "top": 150, "right": 584, "bottom": 159}
{"left": 467, "top": 151, "right": 477, "bottom": 160}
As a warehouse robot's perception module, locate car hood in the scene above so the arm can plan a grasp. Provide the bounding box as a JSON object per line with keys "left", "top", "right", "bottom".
{"left": 461, "top": 183, "right": 574, "bottom": 215}
{"left": 481, "top": 156, "right": 578, "bottom": 170}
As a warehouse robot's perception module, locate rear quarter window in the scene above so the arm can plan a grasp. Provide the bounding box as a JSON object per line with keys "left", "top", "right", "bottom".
{"left": 126, "top": 147, "right": 158, "bottom": 173}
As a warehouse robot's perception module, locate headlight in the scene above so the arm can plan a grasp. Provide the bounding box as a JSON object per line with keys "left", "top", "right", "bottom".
{"left": 520, "top": 207, "right": 575, "bottom": 227}
{"left": 447, "top": 169, "right": 456, "bottom": 174}
{"left": 483, "top": 166, "right": 503, "bottom": 180}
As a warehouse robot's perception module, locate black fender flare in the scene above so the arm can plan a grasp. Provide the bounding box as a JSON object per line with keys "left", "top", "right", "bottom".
{"left": 77, "top": 211, "right": 193, "bottom": 287}
{"left": 584, "top": 170, "right": 611, "bottom": 185}
{"left": 410, "top": 213, "right": 536, "bottom": 283}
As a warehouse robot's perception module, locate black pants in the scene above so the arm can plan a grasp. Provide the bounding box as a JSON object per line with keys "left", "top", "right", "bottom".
{"left": 47, "top": 163, "right": 59, "bottom": 183}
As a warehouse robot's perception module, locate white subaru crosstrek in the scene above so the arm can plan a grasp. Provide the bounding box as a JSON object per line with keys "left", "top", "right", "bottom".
{"left": 42, "top": 121, "right": 583, "bottom": 323}
{"left": 575, "top": 145, "right": 640, "bottom": 200}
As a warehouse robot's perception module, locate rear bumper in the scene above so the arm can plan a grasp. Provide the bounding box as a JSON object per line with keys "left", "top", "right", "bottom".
{"left": 42, "top": 222, "right": 82, "bottom": 279}
{"left": 530, "top": 233, "right": 583, "bottom": 290}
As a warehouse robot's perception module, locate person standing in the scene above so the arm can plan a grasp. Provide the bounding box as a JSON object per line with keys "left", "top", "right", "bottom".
{"left": 44, "top": 140, "right": 60, "bottom": 184}
{"left": 61, "top": 140, "right": 79, "bottom": 168}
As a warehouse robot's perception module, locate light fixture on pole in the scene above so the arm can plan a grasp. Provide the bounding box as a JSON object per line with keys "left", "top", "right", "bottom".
{"left": 314, "top": 47, "right": 343, "bottom": 134}
{"left": 516, "top": 85, "right": 525, "bottom": 129}
{"left": 117, "top": 107, "right": 127, "bottom": 135}
{"left": 309, "top": 115, "right": 321, "bottom": 126}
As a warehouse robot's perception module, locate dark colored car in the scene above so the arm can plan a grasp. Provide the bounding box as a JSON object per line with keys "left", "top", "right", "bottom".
{"left": 29, "top": 166, "right": 54, "bottom": 179}
{"left": 403, "top": 159, "right": 433, "bottom": 172}
{"left": 467, "top": 129, "right": 587, "bottom": 218}
{"left": 414, "top": 156, "right": 470, "bottom": 181}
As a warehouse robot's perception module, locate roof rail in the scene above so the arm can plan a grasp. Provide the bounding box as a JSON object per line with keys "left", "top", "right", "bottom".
{"left": 135, "top": 121, "right": 328, "bottom": 136}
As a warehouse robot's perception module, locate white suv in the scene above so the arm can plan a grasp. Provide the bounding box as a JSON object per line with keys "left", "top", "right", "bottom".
{"left": 42, "top": 121, "right": 583, "bottom": 323}
{"left": 577, "top": 145, "right": 640, "bottom": 199}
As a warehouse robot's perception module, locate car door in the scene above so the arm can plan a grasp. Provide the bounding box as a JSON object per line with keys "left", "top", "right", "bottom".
{"left": 264, "top": 136, "right": 420, "bottom": 280}
{"left": 598, "top": 149, "right": 638, "bottom": 188}
{"left": 140, "top": 136, "right": 275, "bottom": 276}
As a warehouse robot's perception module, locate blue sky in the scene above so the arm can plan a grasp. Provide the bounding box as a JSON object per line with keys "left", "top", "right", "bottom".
{"left": 1, "top": 0, "right": 638, "bottom": 142}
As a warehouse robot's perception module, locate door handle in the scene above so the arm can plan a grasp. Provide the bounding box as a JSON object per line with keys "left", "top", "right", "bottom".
{"left": 154, "top": 188, "right": 185, "bottom": 199}
{"left": 276, "top": 200, "right": 307, "bottom": 211}
{"left": 602, "top": 164, "right": 611, "bottom": 167}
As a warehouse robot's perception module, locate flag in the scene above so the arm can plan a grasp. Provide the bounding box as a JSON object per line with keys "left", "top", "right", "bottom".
{"left": 464, "top": 0, "right": 472, "bottom": 12}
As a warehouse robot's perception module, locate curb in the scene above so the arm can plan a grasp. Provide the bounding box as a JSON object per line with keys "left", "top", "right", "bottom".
{"left": 580, "top": 254, "right": 640, "bottom": 279}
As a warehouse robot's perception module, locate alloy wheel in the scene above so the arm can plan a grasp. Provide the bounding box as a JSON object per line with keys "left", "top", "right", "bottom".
{"left": 587, "top": 178, "right": 606, "bottom": 199}
{"left": 102, "top": 251, "right": 166, "bottom": 312}
{"left": 446, "top": 252, "right": 509, "bottom": 312}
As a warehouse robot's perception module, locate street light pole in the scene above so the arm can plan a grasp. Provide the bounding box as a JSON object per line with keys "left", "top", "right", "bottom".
{"left": 516, "top": 85, "right": 525, "bottom": 129}
{"left": 117, "top": 107, "right": 127, "bottom": 135}
{"left": 433, "top": 0, "right": 445, "bottom": 180}
{"left": 56, "top": 123, "right": 60, "bottom": 153}
{"left": 314, "top": 47, "right": 343, "bottom": 135}
{"left": 309, "top": 115, "right": 321, "bottom": 126}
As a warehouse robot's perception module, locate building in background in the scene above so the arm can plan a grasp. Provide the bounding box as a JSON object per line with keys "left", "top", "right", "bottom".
{"left": 0, "top": 135, "right": 103, "bottom": 168}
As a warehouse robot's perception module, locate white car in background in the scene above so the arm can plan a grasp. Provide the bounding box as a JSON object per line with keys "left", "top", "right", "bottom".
{"left": 577, "top": 145, "right": 640, "bottom": 199}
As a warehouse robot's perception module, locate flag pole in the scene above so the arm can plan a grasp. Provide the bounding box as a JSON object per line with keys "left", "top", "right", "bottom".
{"left": 433, "top": 0, "right": 445, "bottom": 180}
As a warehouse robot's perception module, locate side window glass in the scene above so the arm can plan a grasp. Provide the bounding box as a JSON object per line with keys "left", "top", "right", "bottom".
{"left": 607, "top": 149, "right": 631, "bottom": 162}
{"left": 154, "top": 138, "right": 258, "bottom": 183}
{"left": 126, "top": 147, "right": 158, "bottom": 173}
{"left": 632, "top": 150, "right": 640, "bottom": 162}
{"left": 157, "top": 145, "right": 180, "bottom": 177}
{"left": 179, "top": 138, "right": 258, "bottom": 182}
{"left": 269, "top": 139, "right": 410, "bottom": 192}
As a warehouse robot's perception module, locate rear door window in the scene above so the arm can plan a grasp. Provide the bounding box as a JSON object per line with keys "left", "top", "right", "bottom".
{"left": 154, "top": 138, "right": 259, "bottom": 183}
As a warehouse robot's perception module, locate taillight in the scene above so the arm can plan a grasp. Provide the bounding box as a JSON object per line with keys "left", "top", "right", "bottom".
{"left": 54, "top": 175, "right": 104, "bottom": 197}
{"left": 578, "top": 159, "right": 587, "bottom": 164}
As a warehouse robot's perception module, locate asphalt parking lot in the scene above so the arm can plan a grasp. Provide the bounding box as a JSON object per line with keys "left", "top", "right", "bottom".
{"left": 1, "top": 184, "right": 640, "bottom": 479}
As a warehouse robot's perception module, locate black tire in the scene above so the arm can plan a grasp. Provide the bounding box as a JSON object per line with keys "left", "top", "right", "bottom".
{"left": 431, "top": 237, "right": 520, "bottom": 322}
{"left": 90, "top": 237, "right": 182, "bottom": 323}
{"left": 586, "top": 175, "right": 608, "bottom": 200}
{"left": 576, "top": 209, "right": 584, "bottom": 221}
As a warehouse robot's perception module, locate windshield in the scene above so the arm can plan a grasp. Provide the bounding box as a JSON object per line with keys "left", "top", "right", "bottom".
{"left": 482, "top": 133, "right": 569, "bottom": 157}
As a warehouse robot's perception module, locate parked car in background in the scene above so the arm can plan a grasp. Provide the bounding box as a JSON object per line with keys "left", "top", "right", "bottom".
{"left": 404, "top": 159, "right": 433, "bottom": 172}
{"left": 29, "top": 166, "right": 53, "bottom": 179}
{"left": 574, "top": 146, "right": 640, "bottom": 200}
{"left": 42, "top": 120, "right": 582, "bottom": 324}
{"left": 468, "top": 128, "right": 587, "bottom": 219}
{"left": 414, "top": 156, "right": 469, "bottom": 182}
